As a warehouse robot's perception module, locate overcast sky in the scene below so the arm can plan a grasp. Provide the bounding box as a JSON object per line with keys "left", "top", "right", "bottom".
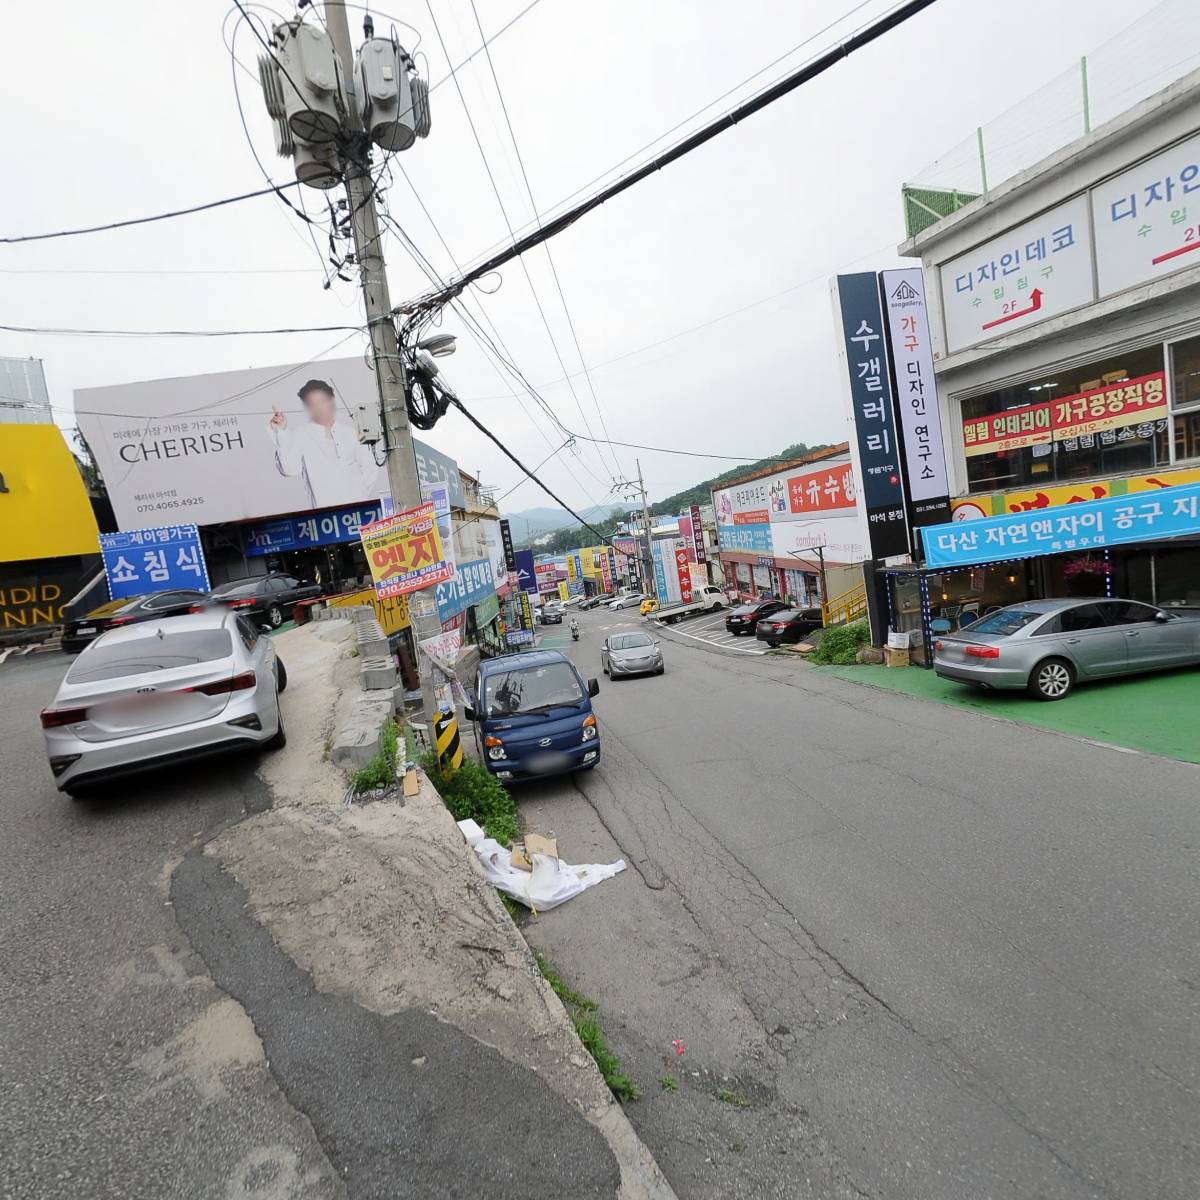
{"left": 1, "top": 0, "right": 1175, "bottom": 523}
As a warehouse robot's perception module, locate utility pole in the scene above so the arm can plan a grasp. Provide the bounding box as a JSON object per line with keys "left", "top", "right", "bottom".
{"left": 635, "top": 458, "right": 654, "bottom": 596}
{"left": 324, "top": 0, "right": 440, "bottom": 723}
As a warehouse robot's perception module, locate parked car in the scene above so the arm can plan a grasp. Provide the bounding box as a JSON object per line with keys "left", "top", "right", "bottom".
{"left": 578, "top": 595, "right": 607, "bottom": 611}
{"left": 611, "top": 593, "right": 648, "bottom": 610}
{"left": 205, "top": 573, "right": 321, "bottom": 628}
{"left": 640, "top": 597, "right": 659, "bottom": 616}
{"left": 541, "top": 603, "right": 564, "bottom": 625}
{"left": 465, "top": 649, "right": 601, "bottom": 783}
{"left": 61, "top": 589, "right": 210, "bottom": 655}
{"left": 933, "top": 597, "right": 1200, "bottom": 700}
{"left": 601, "top": 631, "right": 664, "bottom": 678}
{"left": 755, "top": 606, "right": 825, "bottom": 647}
{"left": 725, "top": 599, "right": 788, "bottom": 636}
{"left": 40, "top": 610, "right": 287, "bottom": 798}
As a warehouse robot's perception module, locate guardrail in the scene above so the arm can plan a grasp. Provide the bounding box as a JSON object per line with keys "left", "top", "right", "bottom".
{"left": 821, "top": 582, "right": 867, "bottom": 628}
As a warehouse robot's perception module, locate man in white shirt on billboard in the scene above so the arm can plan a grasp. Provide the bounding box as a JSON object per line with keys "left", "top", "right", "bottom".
{"left": 269, "top": 379, "right": 382, "bottom": 508}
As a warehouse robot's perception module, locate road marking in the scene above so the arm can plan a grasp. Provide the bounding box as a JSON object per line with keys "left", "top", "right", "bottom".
{"left": 661, "top": 622, "right": 768, "bottom": 654}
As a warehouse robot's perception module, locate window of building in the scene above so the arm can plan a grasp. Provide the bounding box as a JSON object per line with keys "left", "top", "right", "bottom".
{"left": 1169, "top": 334, "right": 1200, "bottom": 462}
{"left": 961, "top": 344, "right": 1168, "bottom": 493}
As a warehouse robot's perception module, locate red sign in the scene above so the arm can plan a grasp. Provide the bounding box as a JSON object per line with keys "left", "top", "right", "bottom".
{"left": 689, "top": 504, "right": 707, "bottom": 563}
{"left": 675, "top": 547, "right": 692, "bottom": 604}
{"left": 786, "top": 462, "right": 856, "bottom": 514}
{"left": 733, "top": 509, "right": 770, "bottom": 525}
{"left": 963, "top": 371, "right": 1167, "bottom": 457}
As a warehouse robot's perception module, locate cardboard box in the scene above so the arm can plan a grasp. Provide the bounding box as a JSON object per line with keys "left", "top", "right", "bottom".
{"left": 884, "top": 646, "right": 910, "bottom": 668}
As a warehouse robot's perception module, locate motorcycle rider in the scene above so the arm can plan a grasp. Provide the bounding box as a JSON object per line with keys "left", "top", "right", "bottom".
{"left": 569, "top": 617, "right": 580, "bottom": 641}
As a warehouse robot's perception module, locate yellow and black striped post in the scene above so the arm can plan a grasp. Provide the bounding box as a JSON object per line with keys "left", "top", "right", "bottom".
{"left": 433, "top": 709, "right": 464, "bottom": 774}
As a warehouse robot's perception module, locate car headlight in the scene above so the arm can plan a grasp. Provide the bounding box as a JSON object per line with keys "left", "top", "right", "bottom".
{"left": 581, "top": 715, "right": 597, "bottom": 741}
{"left": 485, "top": 735, "right": 506, "bottom": 761}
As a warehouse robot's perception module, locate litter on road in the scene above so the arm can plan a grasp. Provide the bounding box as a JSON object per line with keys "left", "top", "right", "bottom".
{"left": 471, "top": 837, "right": 625, "bottom": 912}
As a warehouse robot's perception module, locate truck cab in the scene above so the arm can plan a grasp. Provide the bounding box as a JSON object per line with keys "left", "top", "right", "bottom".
{"left": 465, "top": 650, "right": 601, "bottom": 784}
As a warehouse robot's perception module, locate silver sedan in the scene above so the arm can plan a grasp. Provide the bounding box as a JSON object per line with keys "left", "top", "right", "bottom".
{"left": 601, "top": 631, "right": 664, "bottom": 678}
{"left": 40, "top": 609, "right": 287, "bottom": 797}
{"left": 933, "top": 597, "right": 1200, "bottom": 700}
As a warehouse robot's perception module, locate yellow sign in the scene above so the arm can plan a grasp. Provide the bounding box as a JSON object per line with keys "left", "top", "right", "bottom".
{"left": 360, "top": 501, "right": 453, "bottom": 599}
{"left": 1, "top": 425, "right": 101, "bottom": 563}
{"left": 566, "top": 555, "right": 577, "bottom": 582}
{"left": 557, "top": 581, "right": 569, "bottom": 602}
{"left": 952, "top": 465, "right": 1200, "bottom": 521}
{"left": 327, "top": 587, "right": 410, "bottom": 634}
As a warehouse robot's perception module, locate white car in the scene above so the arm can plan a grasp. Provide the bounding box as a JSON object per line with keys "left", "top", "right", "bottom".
{"left": 40, "top": 610, "right": 287, "bottom": 798}
{"left": 610, "top": 593, "right": 648, "bottom": 610}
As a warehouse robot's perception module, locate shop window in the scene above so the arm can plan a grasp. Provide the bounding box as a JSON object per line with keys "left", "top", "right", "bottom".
{"left": 961, "top": 344, "right": 1168, "bottom": 493}
{"left": 1170, "top": 335, "right": 1200, "bottom": 462}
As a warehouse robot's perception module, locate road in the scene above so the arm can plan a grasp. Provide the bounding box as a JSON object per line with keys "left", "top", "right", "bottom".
{"left": 522, "top": 606, "right": 1200, "bottom": 1200}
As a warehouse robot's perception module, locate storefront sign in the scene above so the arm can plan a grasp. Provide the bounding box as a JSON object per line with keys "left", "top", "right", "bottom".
{"left": 0, "top": 558, "right": 90, "bottom": 632}
{"left": 436, "top": 557, "right": 496, "bottom": 623}
{"left": 99, "top": 524, "right": 209, "bottom": 601}
{"left": 925, "top": 481, "right": 1200, "bottom": 569}
{"left": 599, "top": 549, "right": 613, "bottom": 593}
{"left": 243, "top": 502, "right": 383, "bottom": 557}
{"left": 474, "top": 592, "right": 500, "bottom": 627}
{"left": 784, "top": 461, "right": 856, "bottom": 515}
{"left": 676, "top": 546, "right": 693, "bottom": 604}
{"left": 1092, "top": 131, "right": 1200, "bottom": 298}
{"left": 939, "top": 195, "right": 1093, "bottom": 353}
{"left": 557, "top": 581, "right": 569, "bottom": 602}
{"left": 503, "top": 590, "right": 535, "bottom": 646}
{"left": 689, "top": 504, "right": 707, "bottom": 563}
{"left": 76, "top": 355, "right": 460, "bottom": 530}
{"left": 951, "top": 464, "right": 1200, "bottom": 519}
{"left": 962, "top": 371, "right": 1167, "bottom": 457}
{"left": 360, "top": 501, "right": 454, "bottom": 600}
{"left": 881, "top": 268, "right": 952, "bottom": 526}
{"left": 327, "top": 586, "right": 410, "bottom": 634}
{"left": 513, "top": 548, "right": 537, "bottom": 594}
{"left": 499, "top": 519, "right": 517, "bottom": 573}
{"left": 836, "top": 273, "right": 908, "bottom": 558}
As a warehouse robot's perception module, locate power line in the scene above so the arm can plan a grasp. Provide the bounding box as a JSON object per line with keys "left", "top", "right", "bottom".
{"left": 411, "top": 0, "right": 939, "bottom": 307}
{"left": 424, "top": 0, "right": 615, "bottom": 489}
{"left": 0, "top": 322, "right": 362, "bottom": 338}
{"left": 429, "top": 0, "right": 544, "bottom": 93}
{"left": 468, "top": 0, "right": 625, "bottom": 481}
{"left": 0, "top": 182, "right": 302, "bottom": 245}
{"left": 565, "top": 430, "right": 834, "bottom": 463}
{"left": 0, "top": 266, "right": 323, "bottom": 276}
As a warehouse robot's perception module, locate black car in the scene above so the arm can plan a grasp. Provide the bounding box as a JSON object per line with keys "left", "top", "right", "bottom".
{"left": 207, "top": 573, "right": 322, "bottom": 628}
{"left": 61, "top": 589, "right": 211, "bottom": 654}
{"left": 755, "top": 607, "right": 824, "bottom": 647}
{"left": 725, "top": 599, "right": 787, "bottom": 636}
{"left": 541, "top": 604, "right": 564, "bottom": 625}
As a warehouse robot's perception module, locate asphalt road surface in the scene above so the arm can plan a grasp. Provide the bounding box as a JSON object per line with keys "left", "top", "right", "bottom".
{"left": 522, "top": 607, "right": 1200, "bottom": 1200}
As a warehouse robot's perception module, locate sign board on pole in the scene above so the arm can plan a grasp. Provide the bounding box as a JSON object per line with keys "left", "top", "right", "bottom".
{"left": 100, "top": 524, "right": 209, "bottom": 601}
{"left": 689, "top": 504, "right": 707, "bottom": 563}
{"left": 880, "top": 268, "right": 952, "bottom": 530}
{"left": 599, "top": 549, "right": 613, "bottom": 593}
{"left": 503, "top": 590, "right": 536, "bottom": 646}
{"left": 499, "top": 519, "right": 517, "bottom": 573}
{"left": 835, "top": 273, "right": 909, "bottom": 559}
{"left": 1092, "top": 131, "right": 1200, "bottom": 297}
{"left": 938, "top": 195, "right": 1093, "bottom": 353}
{"left": 419, "top": 628, "right": 462, "bottom": 675}
{"left": 513, "top": 548, "right": 537, "bottom": 594}
{"left": 360, "top": 501, "right": 454, "bottom": 599}
{"left": 675, "top": 546, "right": 693, "bottom": 604}
{"left": 557, "top": 581, "right": 570, "bottom": 602}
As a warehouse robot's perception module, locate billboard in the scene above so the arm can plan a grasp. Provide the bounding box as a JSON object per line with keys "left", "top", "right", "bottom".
{"left": 360, "top": 501, "right": 454, "bottom": 600}
{"left": 513, "top": 548, "right": 537, "bottom": 594}
{"left": 100, "top": 524, "right": 209, "bottom": 601}
{"left": 75, "top": 356, "right": 460, "bottom": 529}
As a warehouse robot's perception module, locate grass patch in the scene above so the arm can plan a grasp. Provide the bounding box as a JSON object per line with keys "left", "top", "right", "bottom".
{"left": 660, "top": 1075, "right": 678, "bottom": 1092}
{"left": 499, "top": 893, "right": 524, "bottom": 922}
{"left": 534, "top": 951, "right": 640, "bottom": 1103}
{"left": 716, "top": 1087, "right": 751, "bottom": 1108}
{"left": 808, "top": 619, "right": 869, "bottom": 665}
{"left": 348, "top": 718, "right": 400, "bottom": 793}
{"left": 421, "top": 753, "right": 519, "bottom": 847}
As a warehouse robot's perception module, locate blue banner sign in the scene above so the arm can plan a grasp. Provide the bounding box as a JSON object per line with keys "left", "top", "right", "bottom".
{"left": 716, "top": 523, "right": 772, "bottom": 555}
{"left": 514, "top": 548, "right": 538, "bottom": 594}
{"left": 100, "top": 524, "right": 209, "bottom": 601}
{"left": 923, "top": 482, "right": 1200, "bottom": 569}
{"left": 436, "top": 557, "right": 496, "bottom": 623}
{"left": 243, "top": 503, "right": 383, "bottom": 557}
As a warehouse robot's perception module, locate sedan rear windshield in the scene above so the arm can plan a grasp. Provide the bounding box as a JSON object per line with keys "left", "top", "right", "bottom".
{"left": 67, "top": 630, "right": 234, "bottom": 683}
{"left": 210, "top": 580, "right": 261, "bottom": 597}
{"left": 610, "top": 634, "right": 653, "bottom": 650}
{"left": 485, "top": 662, "right": 584, "bottom": 716}
{"left": 965, "top": 609, "right": 1042, "bottom": 637}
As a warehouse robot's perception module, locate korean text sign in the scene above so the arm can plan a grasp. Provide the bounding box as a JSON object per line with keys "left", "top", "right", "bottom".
{"left": 435, "top": 557, "right": 496, "bottom": 624}
{"left": 880, "top": 268, "right": 952, "bottom": 526}
{"left": 359, "top": 501, "right": 454, "bottom": 600}
{"left": 962, "top": 372, "right": 1166, "bottom": 457}
{"left": 689, "top": 504, "right": 707, "bottom": 563}
{"left": 939, "top": 196, "right": 1093, "bottom": 353}
{"left": 100, "top": 524, "right": 209, "bottom": 601}
{"left": 836, "top": 273, "right": 908, "bottom": 558}
{"left": 1092, "top": 130, "right": 1200, "bottom": 298}
{"left": 923, "top": 481, "right": 1200, "bottom": 569}
{"left": 243, "top": 503, "right": 382, "bottom": 557}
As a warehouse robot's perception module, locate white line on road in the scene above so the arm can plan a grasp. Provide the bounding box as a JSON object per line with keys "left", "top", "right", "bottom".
{"left": 660, "top": 623, "right": 769, "bottom": 654}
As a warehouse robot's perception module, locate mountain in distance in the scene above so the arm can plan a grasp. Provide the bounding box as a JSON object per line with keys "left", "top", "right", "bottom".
{"left": 505, "top": 502, "right": 636, "bottom": 545}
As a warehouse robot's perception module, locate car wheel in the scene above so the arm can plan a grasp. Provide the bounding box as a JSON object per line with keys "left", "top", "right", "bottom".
{"left": 1028, "top": 657, "right": 1074, "bottom": 701}
{"left": 265, "top": 701, "right": 287, "bottom": 749}
{"left": 266, "top": 604, "right": 285, "bottom": 629}
{"left": 275, "top": 658, "right": 288, "bottom": 692}
{"left": 657, "top": 665, "right": 665, "bottom": 675}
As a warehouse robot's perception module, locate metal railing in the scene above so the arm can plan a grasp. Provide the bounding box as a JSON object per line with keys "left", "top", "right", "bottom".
{"left": 903, "top": 0, "right": 1200, "bottom": 238}
{"left": 821, "top": 582, "right": 868, "bottom": 628}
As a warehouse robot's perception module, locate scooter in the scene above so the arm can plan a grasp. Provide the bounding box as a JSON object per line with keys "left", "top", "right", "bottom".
{"left": 570, "top": 622, "right": 580, "bottom": 642}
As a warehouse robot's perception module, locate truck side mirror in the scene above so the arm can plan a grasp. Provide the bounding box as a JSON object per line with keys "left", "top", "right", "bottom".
{"left": 463, "top": 706, "right": 477, "bottom": 722}
{"left": 587, "top": 678, "right": 600, "bottom": 697}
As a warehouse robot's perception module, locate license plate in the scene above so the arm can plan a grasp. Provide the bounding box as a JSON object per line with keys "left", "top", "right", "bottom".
{"left": 76, "top": 626, "right": 96, "bottom": 635}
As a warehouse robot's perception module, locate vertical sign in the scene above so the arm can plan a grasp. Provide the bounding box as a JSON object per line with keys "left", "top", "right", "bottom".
{"left": 675, "top": 546, "right": 693, "bottom": 604}
{"left": 599, "top": 549, "right": 613, "bottom": 593}
{"left": 513, "top": 548, "right": 538, "bottom": 594}
{"left": 499, "top": 519, "right": 517, "bottom": 573}
{"left": 880, "top": 268, "right": 952, "bottom": 533}
{"left": 836, "top": 273, "right": 909, "bottom": 559}
{"left": 689, "top": 504, "right": 707, "bottom": 563}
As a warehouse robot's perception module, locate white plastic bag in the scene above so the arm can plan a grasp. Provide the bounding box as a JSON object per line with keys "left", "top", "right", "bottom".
{"left": 473, "top": 838, "right": 625, "bottom": 911}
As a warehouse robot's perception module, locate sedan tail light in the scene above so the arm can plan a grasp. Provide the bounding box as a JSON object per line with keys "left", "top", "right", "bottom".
{"left": 40, "top": 706, "right": 88, "bottom": 729}
{"left": 228, "top": 598, "right": 255, "bottom": 610}
{"left": 965, "top": 644, "right": 1000, "bottom": 659}
{"left": 188, "top": 671, "right": 258, "bottom": 696}
{"left": 107, "top": 616, "right": 135, "bottom": 627}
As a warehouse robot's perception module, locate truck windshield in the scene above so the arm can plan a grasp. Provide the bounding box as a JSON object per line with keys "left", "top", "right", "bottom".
{"left": 485, "top": 662, "right": 584, "bottom": 716}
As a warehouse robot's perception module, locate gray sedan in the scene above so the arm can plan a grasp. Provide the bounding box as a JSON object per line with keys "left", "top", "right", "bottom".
{"left": 933, "top": 597, "right": 1200, "bottom": 700}
{"left": 601, "top": 631, "right": 664, "bottom": 678}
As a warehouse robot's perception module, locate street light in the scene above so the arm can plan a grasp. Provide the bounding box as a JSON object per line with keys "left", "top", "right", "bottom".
{"left": 417, "top": 333, "right": 457, "bottom": 357}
